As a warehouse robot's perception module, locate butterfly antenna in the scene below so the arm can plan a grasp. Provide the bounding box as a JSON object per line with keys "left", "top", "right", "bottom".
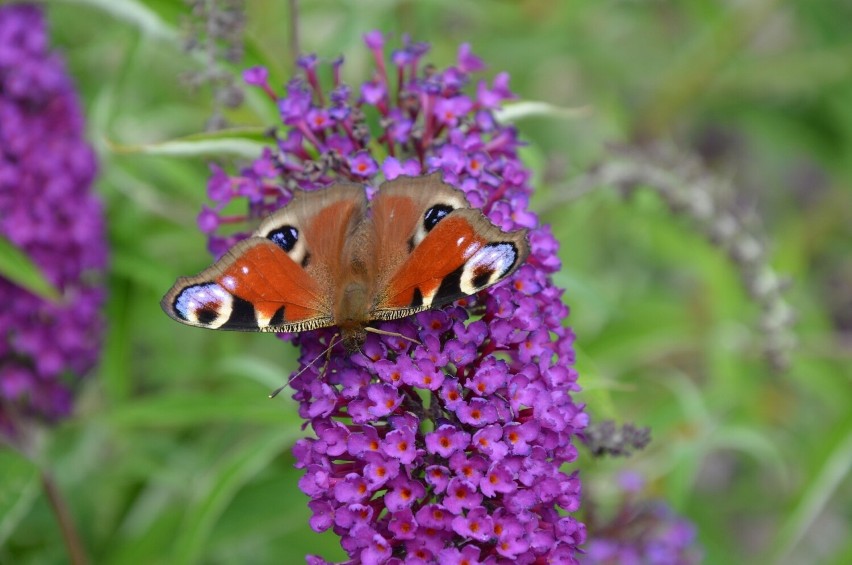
{"left": 364, "top": 326, "right": 422, "bottom": 346}
{"left": 269, "top": 334, "right": 340, "bottom": 399}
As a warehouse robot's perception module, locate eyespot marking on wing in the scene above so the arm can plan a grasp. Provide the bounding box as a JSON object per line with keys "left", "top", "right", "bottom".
{"left": 265, "top": 225, "right": 307, "bottom": 265}
{"left": 173, "top": 282, "right": 235, "bottom": 328}
{"left": 411, "top": 202, "right": 464, "bottom": 248}
{"left": 424, "top": 204, "right": 454, "bottom": 231}
{"left": 172, "top": 282, "right": 261, "bottom": 329}
{"left": 268, "top": 225, "right": 298, "bottom": 251}
{"left": 459, "top": 242, "right": 520, "bottom": 295}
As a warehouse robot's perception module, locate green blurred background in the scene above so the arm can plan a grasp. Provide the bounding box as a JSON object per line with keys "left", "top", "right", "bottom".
{"left": 1, "top": 0, "right": 850, "bottom": 563}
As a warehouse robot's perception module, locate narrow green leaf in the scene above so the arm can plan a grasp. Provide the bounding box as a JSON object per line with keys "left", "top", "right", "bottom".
{"left": 213, "top": 356, "right": 298, "bottom": 391}
{"left": 0, "top": 236, "right": 61, "bottom": 302}
{"left": 173, "top": 428, "right": 300, "bottom": 565}
{"left": 711, "top": 425, "right": 787, "bottom": 481}
{"left": 0, "top": 450, "right": 40, "bottom": 546}
{"left": 771, "top": 415, "right": 852, "bottom": 563}
{"left": 54, "top": 0, "right": 177, "bottom": 42}
{"left": 111, "top": 251, "right": 183, "bottom": 294}
{"left": 495, "top": 101, "right": 592, "bottom": 123}
{"left": 105, "top": 393, "right": 299, "bottom": 428}
{"left": 110, "top": 128, "right": 270, "bottom": 158}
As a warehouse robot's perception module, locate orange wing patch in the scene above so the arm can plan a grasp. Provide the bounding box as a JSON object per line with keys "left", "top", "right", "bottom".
{"left": 377, "top": 216, "right": 483, "bottom": 310}
{"left": 162, "top": 239, "right": 334, "bottom": 332}
{"left": 374, "top": 210, "right": 528, "bottom": 320}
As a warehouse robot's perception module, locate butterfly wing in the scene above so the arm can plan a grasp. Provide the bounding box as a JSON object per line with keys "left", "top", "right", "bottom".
{"left": 161, "top": 238, "right": 333, "bottom": 332}
{"left": 161, "top": 183, "right": 368, "bottom": 332}
{"left": 369, "top": 174, "right": 529, "bottom": 321}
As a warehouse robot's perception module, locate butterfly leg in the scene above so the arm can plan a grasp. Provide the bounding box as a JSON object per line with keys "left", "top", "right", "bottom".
{"left": 364, "top": 326, "right": 423, "bottom": 347}
{"left": 269, "top": 333, "right": 341, "bottom": 398}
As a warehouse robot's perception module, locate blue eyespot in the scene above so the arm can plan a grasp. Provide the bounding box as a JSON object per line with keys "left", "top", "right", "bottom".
{"left": 268, "top": 226, "right": 299, "bottom": 251}
{"left": 424, "top": 204, "right": 454, "bottom": 231}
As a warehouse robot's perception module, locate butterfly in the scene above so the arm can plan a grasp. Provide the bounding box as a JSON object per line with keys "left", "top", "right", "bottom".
{"left": 161, "top": 173, "right": 530, "bottom": 352}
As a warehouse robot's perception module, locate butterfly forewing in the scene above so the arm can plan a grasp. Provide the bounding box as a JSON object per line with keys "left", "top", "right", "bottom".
{"left": 256, "top": 183, "right": 367, "bottom": 287}
{"left": 162, "top": 183, "right": 368, "bottom": 333}
{"left": 372, "top": 204, "right": 529, "bottom": 320}
{"left": 370, "top": 174, "right": 471, "bottom": 292}
{"left": 161, "top": 238, "right": 334, "bottom": 332}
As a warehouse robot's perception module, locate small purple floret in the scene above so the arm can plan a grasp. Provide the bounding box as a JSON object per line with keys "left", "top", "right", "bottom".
{"left": 242, "top": 65, "right": 269, "bottom": 86}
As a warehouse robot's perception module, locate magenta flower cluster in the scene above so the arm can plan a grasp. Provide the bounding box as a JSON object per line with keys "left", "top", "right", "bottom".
{"left": 203, "top": 32, "right": 586, "bottom": 564}
{"left": 0, "top": 4, "right": 107, "bottom": 441}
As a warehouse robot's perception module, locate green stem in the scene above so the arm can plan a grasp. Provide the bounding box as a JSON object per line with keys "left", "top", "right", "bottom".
{"left": 289, "top": 0, "right": 300, "bottom": 65}
{"left": 40, "top": 471, "right": 89, "bottom": 565}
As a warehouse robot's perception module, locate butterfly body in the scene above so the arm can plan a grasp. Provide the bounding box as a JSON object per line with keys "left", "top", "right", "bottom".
{"left": 162, "top": 174, "right": 530, "bottom": 351}
{"left": 334, "top": 279, "right": 372, "bottom": 350}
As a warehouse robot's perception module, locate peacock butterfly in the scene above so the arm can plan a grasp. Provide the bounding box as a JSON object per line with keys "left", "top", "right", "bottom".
{"left": 161, "top": 173, "right": 530, "bottom": 352}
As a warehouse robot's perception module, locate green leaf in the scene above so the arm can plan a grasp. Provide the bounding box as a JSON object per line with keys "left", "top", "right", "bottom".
{"left": 105, "top": 393, "right": 300, "bottom": 428}
{"left": 771, "top": 414, "right": 852, "bottom": 563}
{"left": 0, "top": 450, "right": 40, "bottom": 547}
{"left": 0, "top": 236, "right": 62, "bottom": 302}
{"left": 110, "top": 128, "right": 270, "bottom": 158}
{"left": 213, "top": 356, "right": 298, "bottom": 391}
{"left": 495, "top": 100, "right": 592, "bottom": 123}
{"left": 55, "top": 0, "right": 178, "bottom": 42}
{"left": 172, "top": 428, "right": 300, "bottom": 564}
{"left": 711, "top": 425, "right": 787, "bottom": 481}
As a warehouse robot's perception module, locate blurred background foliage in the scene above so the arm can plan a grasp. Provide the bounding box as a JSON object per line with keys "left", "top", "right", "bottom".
{"left": 1, "top": 0, "right": 850, "bottom": 563}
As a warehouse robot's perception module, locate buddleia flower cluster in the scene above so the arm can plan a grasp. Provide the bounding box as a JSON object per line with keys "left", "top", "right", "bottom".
{"left": 0, "top": 4, "right": 107, "bottom": 443}
{"left": 202, "top": 31, "right": 587, "bottom": 564}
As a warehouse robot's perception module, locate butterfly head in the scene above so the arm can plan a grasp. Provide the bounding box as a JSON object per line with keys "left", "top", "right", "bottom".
{"left": 340, "top": 323, "right": 368, "bottom": 353}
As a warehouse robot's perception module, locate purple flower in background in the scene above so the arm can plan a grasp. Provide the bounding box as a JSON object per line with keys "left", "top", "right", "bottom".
{"left": 581, "top": 471, "right": 703, "bottom": 564}
{"left": 0, "top": 4, "right": 107, "bottom": 443}
{"left": 204, "top": 32, "right": 586, "bottom": 563}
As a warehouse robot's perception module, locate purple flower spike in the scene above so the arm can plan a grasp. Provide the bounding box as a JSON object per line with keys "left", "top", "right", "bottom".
{"left": 199, "top": 33, "right": 586, "bottom": 563}
{"left": 0, "top": 4, "right": 107, "bottom": 444}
